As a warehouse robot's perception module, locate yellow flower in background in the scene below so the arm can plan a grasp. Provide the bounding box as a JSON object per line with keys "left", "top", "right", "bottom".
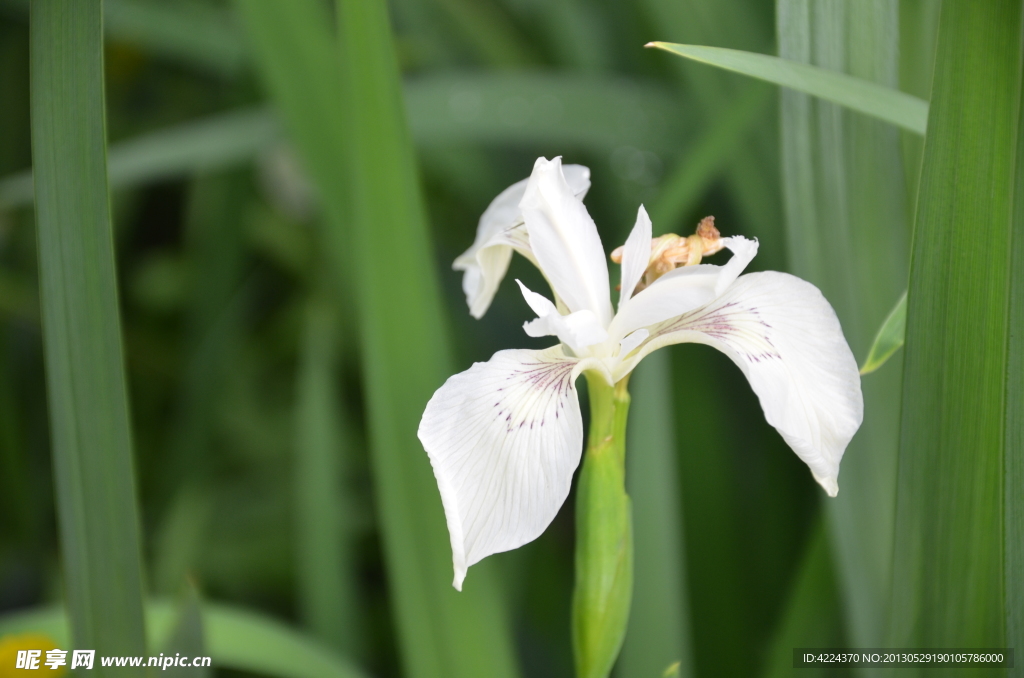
{"left": 0, "top": 633, "right": 68, "bottom": 677}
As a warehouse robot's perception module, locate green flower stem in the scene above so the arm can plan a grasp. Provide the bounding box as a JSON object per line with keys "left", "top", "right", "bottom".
{"left": 573, "top": 373, "right": 634, "bottom": 678}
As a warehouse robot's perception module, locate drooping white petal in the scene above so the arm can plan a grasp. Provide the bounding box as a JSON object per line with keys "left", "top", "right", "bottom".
{"left": 608, "top": 236, "right": 758, "bottom": 340}
{"left": 520, "top": 157, "right": 613, "bottom": 326}
{"left": 517, "top": 280, "right": 608, "bottom": 352}
{"left": 618, "top": 205, "right": 653, "bottom": 306}
{"left": 618, "top": 271, "right": 862, "bottom": 495}
{"left": 454, "top": 165, "right": 591, "bottom": 319}
{"left": 418, "top": 346, "right": 594, "bottom": 590}
{"left": 455, "top": 243, "right": 515, "bottom": 319}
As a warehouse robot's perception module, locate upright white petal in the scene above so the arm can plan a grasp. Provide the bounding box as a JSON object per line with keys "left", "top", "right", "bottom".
{"left": 520, "top": 157, "right": 613, "bottom": 326}
{"left": 418, "top": 346, "right": 596, "bottom": 590}
{"left": 517, "top": 280, "right": 608, "bottom": 352}
{"left": 454, "top": 165, "right": 591, "bottom": 319}
{"left": 608, "top": 236, "right": 758, "bottom": 340}
{"left": 619, "top": 272, "right": 862, "bottom": 496}
{"left": 618, "top": 205, "right": 653, "bottom": 306}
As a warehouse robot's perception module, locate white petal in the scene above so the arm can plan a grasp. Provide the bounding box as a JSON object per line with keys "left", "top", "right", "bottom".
{"left": 520, "top": 157, "right": 613, "bottom": 326}
{"left": 608, "top": 236, "right": 758, "bottom": 340}
{"left": 454, "top": 165, "right": 591, "bottom": 319}
{"left": 517, "top": 280, "right": 608, "bottom": 352}
{"left": 618, "top": 329, "right": 649, "bottom": 357}
{"left": 418, "top": 346, "right": 591, "bottom": 590}
{"left": 563, "top": 164, "right": 593, "bottom": 197}
{"left": 620, "top": 272, "right": 862, "bottom": 496}
{"left": 618, "top": 205, "right": 653, "bottom": 306}
{"left": 455, "top": 243, "right": 514, "bottom": 319}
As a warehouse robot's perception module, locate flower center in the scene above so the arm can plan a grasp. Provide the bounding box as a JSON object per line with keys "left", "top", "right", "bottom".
{"left": 611, "top": 216, "right": 724, "bottom": 292}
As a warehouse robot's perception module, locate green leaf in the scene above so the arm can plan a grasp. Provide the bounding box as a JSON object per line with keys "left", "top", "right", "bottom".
{"left": 151, "top": 484, "right": 213, "bottom": 597}
{"left": 404, "top": 74, "right": 684, "bottom": 151}
{"left": 0, "top": 0, "right": 245, "bottom": 76}
{"left": 648, "top": 42, "right": 928, "bottom": 134}
{"left": 640, "top": 0, "right": 788, "bottom": 269}
{"left": 150, "top": 171, "right": 249, "bottom": 598}
{"left": 1007, "top": 18, "right": 1024, "bottom": 662}
{"left": 0, "top": 107, "right": 278, "bottom": 209}
{"left": 648, "top": 84, "right": 772, "bottom": 230}
{"left": 427, "top": 0, "right": 535, "bottom": 68}
{"left": 0, "top": 602, "right": 369, "bottom": 678}
{"left": 619, "top": 114, "right": 779, "bottom": 674}
{"left": 28, "top": 0, "right": 147, "bottom": 671}
{"left": 670, "top": 344, "right": 805, "bottom": 678}
{"left": 776, "top": 0, "right": 909, "bottom": 651}
{"left": 333, "top": 1, "right": 520, "bottom": 675}
{"left": 620, "top": 352, "right": 694, "bottom": 678}
{"left": 890, "top": 0, "right": 1022, "bottom": 657}
{"left": 160, "top": 587, "right": 210, "bottom": 678}
{"left": 638, "top": 9, "right": 797, "bottom": 672}
{"left": 0, "top": 76, "right": 682, "bottom": 210}
{"left": 859, "top": 291, "right": 906, "bottom": 375}
{"left": 234, "top": 2, "right": 520, "bottom": 677}
{"left": 898, "top": 0, "right": 942, "bottom": 212}
{"left": 103, "top": 0, "right": 244, "bottom": 76}
{"left": 760, "top": 520, "right": 845, "bottom": 678}
{"left": 293, "top": 298, "right": 362, "bottom": 655}
{"left": 200, "top": 603, "right": 366, "bottom": 678}
{"left": 175, "top": 175, "right": 248, "bottom": 431}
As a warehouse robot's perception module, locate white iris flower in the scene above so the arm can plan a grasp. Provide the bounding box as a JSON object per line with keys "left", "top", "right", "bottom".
{"left": 419, "top": 156, "right": 863, "bottom": 590}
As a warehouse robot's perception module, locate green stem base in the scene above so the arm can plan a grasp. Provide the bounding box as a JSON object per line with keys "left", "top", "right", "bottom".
{"left": 572, "top": 374, "right": 633, "bottom": 678}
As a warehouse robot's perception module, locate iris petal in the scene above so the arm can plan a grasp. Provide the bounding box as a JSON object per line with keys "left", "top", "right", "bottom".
{"left": 418, "top": 346, "right": 593, "bottom": 589}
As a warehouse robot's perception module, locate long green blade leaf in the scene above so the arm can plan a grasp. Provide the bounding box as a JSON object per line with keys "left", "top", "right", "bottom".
{"left": 0, "top": 107, "right": 277, "bottom": 208}
{"left": 235, "top": 2, "right": 520, "bottom": 677}
{"left": 1008, "top": 11, "right": 1024, "bottom": 661}
{"left": 149, "top": 170, "right": 248, "bottom": 597}
{"left": 760, "top": 520, "right": 844, "bottom": 678}
{"left": 333, "top": 2, "right": 520, "bottom": 676}
{"left": 0, "top": 76, "right": 682, "bottom": 210}
{"left": 776, "top": 0, "right": 909, "bottom": 653}
{"left": 28, "top": 0, "right": 147, "bottom": 672}
{"left": 890, "top": 0, "right": 1022, "bottom": 658}
{"left": 0, "top": 602, "right": 368, "bottom": 678}
{"left": 294, "top": 298, "right": 362, "bottom": 655}
{"left": 649, "top": 42, "right": 928, "bottom": 134}
{"left": 898, "top": 0, "right": 942, "bottom": 212}
{"left": 860, "top": 291, "right": 906, "bottom": 375}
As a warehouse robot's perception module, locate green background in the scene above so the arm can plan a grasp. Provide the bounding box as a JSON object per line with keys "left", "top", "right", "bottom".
{"left": 0, "top": 0, "right": 1019, "bottom": 676}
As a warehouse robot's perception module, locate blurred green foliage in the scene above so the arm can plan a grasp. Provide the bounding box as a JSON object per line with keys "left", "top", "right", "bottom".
{"left": 891, "top": 0, "right": 1023, "bottom": 664}
{"left": 28, "top": 2, "right": 148, "bottom": 673}
{"left": 2, "top": 0, "right": 1018, "bottom": 676}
